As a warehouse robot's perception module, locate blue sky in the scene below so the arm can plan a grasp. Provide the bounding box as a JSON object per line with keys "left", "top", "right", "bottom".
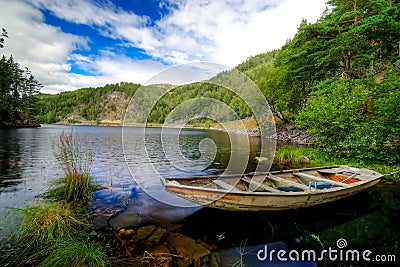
{"left": 1, "top": 0, "right": 327, "bottom": 94}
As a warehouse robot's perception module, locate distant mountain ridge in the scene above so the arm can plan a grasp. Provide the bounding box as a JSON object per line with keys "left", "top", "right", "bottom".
{"left": 35, "top": 82, "right": 140, "bottom": 125}
{"left": 34, "top": 54, "right": 278, "bottom": 126}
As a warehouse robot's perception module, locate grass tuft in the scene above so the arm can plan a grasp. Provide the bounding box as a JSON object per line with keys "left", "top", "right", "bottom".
{"left": 9, "top": 131, "right": 113, "bottom": 267}
{"left": 39, "top": 238, "right": 110, "bottom": 267}
{"left": 274, "top": 147, "right": 306, "bottom": 164}
{"left": 48, "top": 130, "right": 96, "bottom": 204}
{"left": 16, "top": 201, "right": 82, "bottom": 247}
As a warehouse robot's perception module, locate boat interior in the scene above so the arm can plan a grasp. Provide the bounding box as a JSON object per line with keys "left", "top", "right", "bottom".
{"left": 166, "top": 166, "right": 367, "bottom": 193}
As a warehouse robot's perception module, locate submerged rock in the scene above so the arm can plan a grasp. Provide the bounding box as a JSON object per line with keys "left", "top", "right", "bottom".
{"left": 109, "top": 211, "right": 141, "bottom": 230}
{"left": 148, "top": 227, "right": 167, "bottom": 244}
{"left": 167, "top": 232, "right": 211, "bottom": 266}
{"left": 134, "top": 225, "right": 156, "bottom": 241}
{"left": 298, "top": 155, "right": 311, "bottom": 164}
{"left": 149, "top": 244, "right": 172, "bottom": 267}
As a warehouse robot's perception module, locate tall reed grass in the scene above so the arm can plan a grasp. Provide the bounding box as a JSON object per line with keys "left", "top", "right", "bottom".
{"left": 49, "top": 130, "right": 96, "bottom": 204}
{"left": 15, "top": 201, "right": 109, "bottom": 266}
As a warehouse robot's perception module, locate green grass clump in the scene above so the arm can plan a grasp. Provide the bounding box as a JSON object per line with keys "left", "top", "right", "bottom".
{"left": 275, "top": 146, "right": 400, "bottom": 179}
{"left": 16, "top": 201, "right": 82, "bottom": 247}
{"left": 45, "top": 174, "right": 94, "bottom": 204}
{"left": 15, "top": 202, "right": 111, "bottom": 266}
{"left": 40, "top": 238, "right": 110, "bottom": 267}
{"left": 49, "top": 130, "right": 96, "bottom": 204}
{"left": 274, "top": 147, "right": 306, "bottom": 164}
{"left": 9, "top": 131, "right": 113, "bottom": 267}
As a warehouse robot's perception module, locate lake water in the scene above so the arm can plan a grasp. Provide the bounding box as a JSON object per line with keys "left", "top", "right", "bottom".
{"left": 0, "top": 124, "right": 266, "bottom": 233}
{"left": 1, "top": 125, "right": 399, "bottom": 265}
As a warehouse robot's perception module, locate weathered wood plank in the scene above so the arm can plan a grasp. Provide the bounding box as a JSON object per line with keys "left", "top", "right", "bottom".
{"left": 212, "top": 179, "right": 242, "bottom": 192}
{"left": 317, "top": 168, "right": 343, "bottom": 174}
{"left": 294, "top": 173, "right": 349, "bottom": 187}
{"left": 267, "top": 174, "right": 312, "bottom": 191}
{"left": 241, "top": 177, "right": 281, "bottom": 192}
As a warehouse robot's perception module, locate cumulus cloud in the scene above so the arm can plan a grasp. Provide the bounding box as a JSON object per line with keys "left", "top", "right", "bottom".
{"left": 25, "top": 0, "right": 327, "bottom": 66}
{"left": 93, "top": 52, "right": 166, "bottom": 83}
{"left": 0, "top": 0, "right": 89, "bottom": 93}
{"left": 0, "top": 0, "right": 166, "bottom": 93}
{"left": 1, "top": 0, "right": 327, "bottom": 93}
{"left": 29, "top": 0, "right": 162, "bottom": 51}
{"left": 155, "top": 0, "right": 327, "bottom": 65}
{"left": 211, "top": 0, "right": 328, "bottom": 65}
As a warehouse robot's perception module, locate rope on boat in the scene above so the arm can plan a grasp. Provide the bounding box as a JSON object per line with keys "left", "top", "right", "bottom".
{"left": 383, "top": 169, "right": 400, "bottom": 177}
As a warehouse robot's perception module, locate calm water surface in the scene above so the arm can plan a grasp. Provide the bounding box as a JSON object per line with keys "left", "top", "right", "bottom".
{"left": 0, "top": 125, "right": 399, "bottom": 265}
{"left": 0, "top": 125, "right": 263, "bottom": 233}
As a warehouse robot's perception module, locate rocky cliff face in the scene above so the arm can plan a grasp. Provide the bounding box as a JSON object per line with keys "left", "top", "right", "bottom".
{"left": 0, "top": 112, "right": 41, "bottom": 128}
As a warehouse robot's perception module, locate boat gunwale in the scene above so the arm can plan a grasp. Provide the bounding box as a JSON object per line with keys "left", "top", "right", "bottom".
{"left": 161, "top": 173, "right": 383, "bottom": 197}
{"left": 165, "top": 180, "right": 380, "bottom": 197}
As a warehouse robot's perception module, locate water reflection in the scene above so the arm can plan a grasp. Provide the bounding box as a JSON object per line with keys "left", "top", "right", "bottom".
{"left": 0, "top": 130, "right": 22, "bottom": 191}
{"left": 178, "top": 182, "right": 400, "bottom": 265}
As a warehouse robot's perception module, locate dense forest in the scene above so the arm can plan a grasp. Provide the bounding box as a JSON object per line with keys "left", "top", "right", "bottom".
{"left": 238, "top": 0, "right": 400, "bottom": 164}
{"left": 35, "top": 0, "right": 400, "bottom": 164}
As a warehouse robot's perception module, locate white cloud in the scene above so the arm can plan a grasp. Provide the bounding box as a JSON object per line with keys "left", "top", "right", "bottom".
{"left": 0, "top": 0, "right": 166, "bottom": 93}
{"left": 29, "top": 0, "right": 162, "bottom": 52}
{"left": 0, "top": 0, "right": 89, "bottom": 93}
{"left": 28, "top": 0, "right": 325, "bottom": 66}
{"left": 40, "top": 52, "right": 166, "bottom": 93}
{"left": 154, "top": 0, "right": 327, "bottom": 66}
{"left": 212, "top": 0, "right": 328, "bottom": 65}
{"left": 29, "top": 0, "right": 148, "bottom": 28}
{"left": 93, "top": 52, "right": 166, "bottom": 84}
{"left": 1, "top": 0, "right": 328, "bottom": 93}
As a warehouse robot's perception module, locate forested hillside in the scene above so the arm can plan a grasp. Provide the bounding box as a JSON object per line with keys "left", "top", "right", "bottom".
{"left": 238, "top": 0, "right": 400, "bottom": 164}
{"left": 35, "top": 0, "right": 400, "bottom": 163}
{"left": 36, "top": 82, "right": 140, "bottom": 124}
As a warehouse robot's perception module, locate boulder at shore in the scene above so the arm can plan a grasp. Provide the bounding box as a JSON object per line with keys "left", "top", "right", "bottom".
{"left": 0, "top": 112, "right": 41, "bottom": 128}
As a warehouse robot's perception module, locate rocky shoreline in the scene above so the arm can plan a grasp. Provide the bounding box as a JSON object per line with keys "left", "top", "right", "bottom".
{"left": 0, "top": 112, "right": 41, "bottom": 129}
{"left": 273, "top": 124, "right": 314, "bottom": 145}
{"left": 54, "top": 120, "right": 315, "bottom": 145}
{"left": 212, "top": 123, "right": 314, "bottom": 145}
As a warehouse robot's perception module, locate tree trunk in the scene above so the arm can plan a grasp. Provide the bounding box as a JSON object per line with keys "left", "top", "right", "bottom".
{"left": 354, "top": 0, "right": 358, "bottom": 24}
{"left": 345, "top": 51, "right": 351, "bottom": 71}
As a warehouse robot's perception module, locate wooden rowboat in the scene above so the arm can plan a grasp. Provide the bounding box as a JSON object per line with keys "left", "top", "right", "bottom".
{"left": 160, "top": 165, "right": 383, "bottom": 211}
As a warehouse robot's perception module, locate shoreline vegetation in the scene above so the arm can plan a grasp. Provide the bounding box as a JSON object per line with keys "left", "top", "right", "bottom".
{"left": 0, "top": 111, "right": 41, "bottom": 129}
{"left": 1, "top": 131, "right": 110, "bottom": 266}
{"left": 0, "top": 131, "right": 230, "bottom": 266}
